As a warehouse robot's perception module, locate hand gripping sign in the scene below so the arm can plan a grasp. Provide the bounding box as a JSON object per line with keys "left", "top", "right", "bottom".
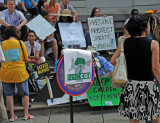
{"left": 56, "top": 49, "right": 95, "bottom": 96}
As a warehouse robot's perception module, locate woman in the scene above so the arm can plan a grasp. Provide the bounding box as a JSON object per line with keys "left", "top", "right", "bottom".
{"left": 86, "top": 7, "right": 107, "bottom": 47}
{"left": 42, "top": 10, "right": 58, "bottom": 62}
{"left": 110, "top": 14, "right": 160, "bottom": 123}
{"left": 43, "top": 0, "right": 61, "bottom": 25}
{"left": 24, "top": 30, "right": 41, "bottom": 64}
{"left": 1, "top": 26, "right": 34, "bottom": 122}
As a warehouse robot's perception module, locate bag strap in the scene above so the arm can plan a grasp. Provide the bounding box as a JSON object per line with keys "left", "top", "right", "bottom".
{"left": 18, "top": 40, "right": 25, "bottom": 59}
{"left": 121, "top": 40, "right": 124, "bottom": 52}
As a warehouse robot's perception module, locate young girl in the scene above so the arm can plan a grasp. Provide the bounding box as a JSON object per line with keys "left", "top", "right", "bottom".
{"left": 24, "top": 30, "right": 41, "bottom": 64}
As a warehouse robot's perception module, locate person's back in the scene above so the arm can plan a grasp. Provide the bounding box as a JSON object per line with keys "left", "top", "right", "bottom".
{"left": 124, "top": 37, "right": 154, "bottom": 81}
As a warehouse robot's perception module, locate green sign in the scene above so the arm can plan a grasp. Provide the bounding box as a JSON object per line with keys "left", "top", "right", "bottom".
{"left": 87, "top": 77, "right": 122, "bottom": 106}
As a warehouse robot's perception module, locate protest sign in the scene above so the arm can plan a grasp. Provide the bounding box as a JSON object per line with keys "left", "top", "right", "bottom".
{"left": 26, "top": 14, "right": 56, "bottom": 40}
{"left": 58, "top": 22, "right": 86, "bottom": 48}
{"left": 88, "top": 16, "right": 117, "bottom": 51}
{"left": 87, "top": 77, "right": 122, "bottom": 106}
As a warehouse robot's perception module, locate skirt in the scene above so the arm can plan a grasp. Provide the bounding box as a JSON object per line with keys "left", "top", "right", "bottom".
{"left": 118, "top": 80, "right": 160, "bottom": 120}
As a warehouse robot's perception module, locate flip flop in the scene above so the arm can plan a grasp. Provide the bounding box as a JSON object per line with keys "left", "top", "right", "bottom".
{"left": 9, "top": 116, "right": 17, "bottom": 122}
{"left": 23, "top": 114, "right": 34, "bottom": 120}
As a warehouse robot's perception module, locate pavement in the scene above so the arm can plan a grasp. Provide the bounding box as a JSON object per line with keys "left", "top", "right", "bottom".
{"left": 12, "top": 108, "right": 145, "bottom": 123}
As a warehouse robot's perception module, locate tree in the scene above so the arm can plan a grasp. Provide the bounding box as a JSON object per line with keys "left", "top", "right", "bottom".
{"left": 75, "top": 58, "right": 85, "bottom": 73}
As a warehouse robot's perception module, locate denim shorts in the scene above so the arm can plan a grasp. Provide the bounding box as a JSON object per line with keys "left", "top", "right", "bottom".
{"left": 2, "top": 78, "right": 29, "bottom": 97}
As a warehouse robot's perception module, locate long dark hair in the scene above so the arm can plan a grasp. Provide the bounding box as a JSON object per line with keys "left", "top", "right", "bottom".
{"left": 3, "top": 26, "right": 19, "bottom": 40}
{"left": 90, "top": 7, "right": 100, "bottom": 17}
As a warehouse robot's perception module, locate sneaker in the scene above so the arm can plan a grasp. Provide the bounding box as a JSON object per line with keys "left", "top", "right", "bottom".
{"left": 23, "top": 114, "right": 34, "bottom": 120}
{"left": 9, "top": 116, "right": 17, "bottom": 122}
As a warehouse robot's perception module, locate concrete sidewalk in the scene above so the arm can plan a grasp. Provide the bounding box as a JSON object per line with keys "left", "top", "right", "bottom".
{"left": 13, "top": 109, "right": 145, "bottom": 123}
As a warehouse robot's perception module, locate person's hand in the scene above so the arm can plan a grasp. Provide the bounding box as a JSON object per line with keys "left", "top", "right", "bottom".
{"left": 16, "top": 25, "right": 22, "bottom": 31}
{"left": 73, "top": 16, "right": 78, "bottom": 22}
{"left": 35, "top": 56, "right": 40, "bottom": 61}
{"left": 103, "top": 15, "right": 107, "bottom": 18}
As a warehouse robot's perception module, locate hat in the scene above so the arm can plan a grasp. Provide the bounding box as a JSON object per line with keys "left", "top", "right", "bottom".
{"left": 145, "top": 9, "right": 158, "bottom": 14}
{"left": 87, "top": 46, "right": 99, "bottom": 55}
{"left": 60, "top": 9, "right": 72, "bottom": 17}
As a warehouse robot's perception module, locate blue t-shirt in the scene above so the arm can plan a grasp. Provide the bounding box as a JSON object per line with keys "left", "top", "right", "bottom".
{"left": 97, "top": 56, "right": 114, "bottom": 76}
{"left": 21, "top": 0, "right": 39, "bottom": 9}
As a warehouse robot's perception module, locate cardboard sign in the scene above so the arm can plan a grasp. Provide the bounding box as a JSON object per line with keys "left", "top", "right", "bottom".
{"left": 88, "top": 16, "right": 117, "bottom": 51}
{"left": 87, "top": 77, "right": 122, "bottom": 106}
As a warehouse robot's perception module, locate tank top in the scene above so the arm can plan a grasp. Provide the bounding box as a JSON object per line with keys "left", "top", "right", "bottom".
{"left": 124, "top": 37, "right": 154, "bottom": 81}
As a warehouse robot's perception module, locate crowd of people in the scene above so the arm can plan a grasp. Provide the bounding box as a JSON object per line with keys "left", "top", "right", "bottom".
{"left": 0, "top": 0, "right": 160, "bottom": 123}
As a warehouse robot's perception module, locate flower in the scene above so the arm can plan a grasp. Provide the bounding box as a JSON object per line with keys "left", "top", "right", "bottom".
{"left": 139, "top": 106, "right": 146, "bottom": 113}
{"left": 129, "top": 107, "right": 137, "bottom": 114}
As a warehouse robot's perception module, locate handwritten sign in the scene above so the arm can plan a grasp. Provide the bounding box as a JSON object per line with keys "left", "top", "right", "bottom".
{"left": 87, "top": 77, "right": 122, "bottom": 106}
{"left": 88, "top": 16, "right": 117, "bottom": 51}
{"left": 26, "top": 14, "right": 56, "bottom": 40}
{"left": 58, "top": 22, "right": 86, "bottom": 48}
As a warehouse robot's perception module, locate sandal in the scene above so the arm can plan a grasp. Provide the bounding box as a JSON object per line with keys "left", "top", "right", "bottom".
{"left": 23, "top": 114, "right": 34, "bottom": 120}
{"left": 9, "top": 116, "right": 17, "bottom": 122}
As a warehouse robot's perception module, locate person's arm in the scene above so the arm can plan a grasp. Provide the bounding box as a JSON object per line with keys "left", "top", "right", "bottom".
{"left": 16, "top": 19, "right": 27, "bottom": 31}
{"left": 97, "top": 56, "right": 114, "bottom": 73}
{"left": 73, "top": 11, "right": 78, "bottom": 22}
{"left": 21, "top": 41, "right": 29, "bottom": 61}
{"left": 28, "top": 51, "right": 40, "bottom": 60}
{"left": 110, "top": 42, "right": 121, "bottom": 66}
{"left": 31, "top": 0, "right": 38, "bottom": 7}
{"left": 151, "top": 40, "right": 160, "bottom": 83}
{"left": 0, "top": 11, "right": 11, "bottom": 27}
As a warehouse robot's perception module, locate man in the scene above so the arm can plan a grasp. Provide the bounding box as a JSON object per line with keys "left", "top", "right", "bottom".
{"left": 61, "top": 0, "right": 78, "bottom": 22}
{"left": 0, "top": 0, "right": 27, "bottom": 41}
{"left": 21, "top": 0, "right": 39, "bottom": 17}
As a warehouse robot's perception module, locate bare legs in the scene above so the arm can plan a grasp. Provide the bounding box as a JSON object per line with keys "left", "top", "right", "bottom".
{"left": 6, "top": 95, "right": 30, "bottom": 118}
{"left": 22, "top": 96, "right": 29, "bottom": 117}
{"left": 6, "top": 96, "right": 15, "bottom": 119}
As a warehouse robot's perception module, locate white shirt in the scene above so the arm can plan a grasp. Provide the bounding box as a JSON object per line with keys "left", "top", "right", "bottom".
{"left": 24, "top": 41, "right": 41, "bottom": 56}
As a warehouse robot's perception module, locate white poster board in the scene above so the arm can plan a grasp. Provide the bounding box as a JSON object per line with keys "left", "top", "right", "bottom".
{"left": 63, "top": 49, "right": 92, "bottom": 85}
{"left": 26, "top": 14, "right": 56, "bottom": 40}
{"left": 58, "top": 22, "right": 86, "bottom": 48}
{"left": 88, "top": 16, "right": 117, "bottom": 51}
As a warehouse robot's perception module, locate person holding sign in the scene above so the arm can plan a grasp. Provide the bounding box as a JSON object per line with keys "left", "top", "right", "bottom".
{"left": 43, "top": 0, "right": 61, "bottom": 25}
{"left": 110, "top": 14, "right": 160, "bottom": 123}
{"left": 24, "top": 30, "right": 41, "bottom": 64}
{"left": 86, "top": 7, "right": 107, "bottom": 47}
{"left": 42, "top": 10, "right": 58, "bottom": 62}
{"left": 1, "top": 26, "right": 34, "bottom": 122}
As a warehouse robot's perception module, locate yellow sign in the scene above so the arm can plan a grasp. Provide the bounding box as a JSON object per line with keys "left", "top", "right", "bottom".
{"left": 36, "top": 62, "right": 50, "bottom": 75}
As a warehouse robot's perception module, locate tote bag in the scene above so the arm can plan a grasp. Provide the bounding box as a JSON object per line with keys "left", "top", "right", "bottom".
{"left": 112, "top": 41, "right": 128, "bottom": 88}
